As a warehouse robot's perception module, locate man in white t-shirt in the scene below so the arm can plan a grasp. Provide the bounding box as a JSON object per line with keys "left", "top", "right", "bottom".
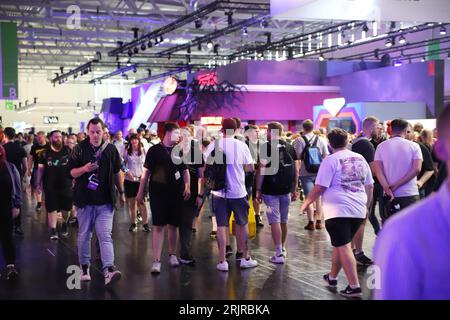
{"left": 205, "top": 118, "right": 257, "bottom": 272}
{"left": 373, "top": 105, "right": 450, "bottom": 299}
{"left": 373, "top": 119, "right": 422, "bottom": 223}
{"left": 113, "top": 130, "right": 126, "bottom": 159}
{"left": 301, "top": 128, "right": 373, "bottom": 298}
{"left": 294, "top": 119, "right": 329, "bottom": 230}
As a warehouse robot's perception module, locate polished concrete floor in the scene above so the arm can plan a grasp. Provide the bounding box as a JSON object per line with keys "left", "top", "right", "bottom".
{"left": 0, "top": 191, "right": 378, "bottom": 300}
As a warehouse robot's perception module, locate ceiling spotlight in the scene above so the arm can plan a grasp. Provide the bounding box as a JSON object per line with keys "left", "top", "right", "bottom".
{"left": 207, "top": 41, "right": 213, "bottom": 49}
{"left": 133, "top": 47, "right": 139, "bottom": 54}
{"left": 362, "top": 23, "right": 369, "bottom": 33}
{"left": 398, "top": 35, "right": 406, "bottom": 45}
{"left": 187, "top": 46, "right": 191, "bottom": 54}
{"left": 141, "top": 43, "right": 146, "bottom": 51}
{"left": 243, "top": 27, "right": 248, "bottom": 36}
{"left": 213, "top": 44, "right": 220, "bottom": 54}
{"left": 226, "top": 12, "right": 233, "bottom": 26}
{"left": 195, "top": 19, "right": 202, "bottom": 29}
{"left": 421, "top": 56, "right": 426, "bottom": 62}
{"left": 133, "top": 66, "right": 137, "bottom": 73}
{"left": 159, "top": 36, "right": 164, "bottom": 43}
{"left": 260, "top": 18, "right": 269, "bottom": 29}
{"left": 385, "top": 37, "right": 394, "bottom": 47}
{"left": 154, "top": 38, "right": 159, "bottom": 46}
{"left": 147, "top": 69, "right": 151, "bottom": 77}
{"left": 147, "top": 40, "right": 152, "bottom": 48}
{"left": 394, "top": 60, "right": 402, "bottom": 67}
{"left": 427, "top": 22, "right": 434, "bottom": 26}
{"left": 126, "top": 59, "right": 131, "bottom": 67}
{"left": 265, "top": 32, "right": 272, "bottom": 44}
{"left": 447, "top": 52, "right": 450, "bottom": 59}
{"left": 132, "top": 27, "right": 139, "bottom": 39}
{"left": 198, "top": 42, "right": 202, "bottom": 51}
{"left": 440, "top": 26, "right": 447, "bottom": 35}
{"left": 127, "top": 48, "right": 133, "bottom": 56}
{"left": 187, "top": 55, "right": 191, "bottom": 63}
{"left": 319, "top": 54, "right": 325, "bottom": 61}
{"left": 374, "top": 48, "right": 380, "bottom": 60}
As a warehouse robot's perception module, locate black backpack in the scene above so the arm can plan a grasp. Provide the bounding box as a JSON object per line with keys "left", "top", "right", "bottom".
{"left": 204, "top": 140, "right": 227, "bottom": 191}
{"left": 268, "top": 142, "right": 294, "bottom": 194}
{"left": 301, "top": 135, "right": 323, "bottom": 174}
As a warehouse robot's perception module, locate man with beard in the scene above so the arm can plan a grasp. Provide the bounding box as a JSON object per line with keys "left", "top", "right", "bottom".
{"left": 36, "top": 130, "right": 73, "bottom": 240}
{"left": 350, "top": 116, "right": 378, "bottom": 266}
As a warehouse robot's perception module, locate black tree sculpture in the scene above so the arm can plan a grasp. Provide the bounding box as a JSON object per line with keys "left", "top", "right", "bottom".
{"left": 174, "top": 74, "right": 247, "bottom": 121}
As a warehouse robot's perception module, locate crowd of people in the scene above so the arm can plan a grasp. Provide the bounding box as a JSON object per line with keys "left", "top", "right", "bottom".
{"left": 0, "top": 106, "right": 449, "bottom": 298}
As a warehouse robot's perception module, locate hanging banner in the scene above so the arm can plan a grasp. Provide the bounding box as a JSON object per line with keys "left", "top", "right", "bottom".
{"left": 0, "top": 22, "right": 18, "bottom": 99}
{"left": 271, "top": 0, "right": 450, "bottom": 23}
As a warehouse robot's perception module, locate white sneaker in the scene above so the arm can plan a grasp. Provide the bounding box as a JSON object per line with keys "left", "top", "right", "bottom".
{"left": 80, "top": 265, "right": 91, "bottom": 281}
{"left": 169, "top": 254, "right": 180, "bottom": 267}
{"left": 216, "top": 261, "right": 229, "bottom": 272}
{"left": 240, "top": 257, "right": 258, "bottom": 269}
{"left": 151, "top": 261, "right": 161, "bottom": 274}
{"left": 104, "top": 267, "right": 121, "bottom": 287}
{"left": 282, "top": 247, "right": 287, "bottom": 257}
{"left": 269, "top": 254, "right": 285, "bottom": 264}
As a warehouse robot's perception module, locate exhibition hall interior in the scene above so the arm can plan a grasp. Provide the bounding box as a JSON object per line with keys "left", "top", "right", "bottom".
{"left": 0, "top": 0, "right": 449, "bottom": 303}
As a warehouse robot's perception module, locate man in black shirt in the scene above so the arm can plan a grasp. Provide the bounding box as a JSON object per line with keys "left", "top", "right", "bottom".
{"left": 256, "top": 122, "right": 298, "bottom": 264}
{"left": 68, "top": 118, "right": 125, "bottom": 287}
{"left": 29, "top": 131, "right": 48, "bottom": 212}
{"left": 137, "top": 122, "right": 190, "bottom": 274}
{"left": 36, "top": 130, "right": 73, "bottom": 240}
{"left": 350, "top": 116, "right": 378, "bottom": 266}
{"left": 2, "top": 127, "right": 27, "bottom": 236}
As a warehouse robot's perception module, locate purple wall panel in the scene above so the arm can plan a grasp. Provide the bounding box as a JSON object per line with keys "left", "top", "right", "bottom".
{"left": 324, "top": 61, "right": 441, "bottom": 117}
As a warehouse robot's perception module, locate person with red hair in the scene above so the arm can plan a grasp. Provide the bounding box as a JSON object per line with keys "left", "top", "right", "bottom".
{"left": 0, "top": 144, "right": 22, "bottom": 280}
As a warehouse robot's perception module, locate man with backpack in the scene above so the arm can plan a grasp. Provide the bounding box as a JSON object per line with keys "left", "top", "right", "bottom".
{"left": 204, "top": 118, "right": 257, "bottom": 272}
{"left": 256, "top": 122, "right": 298, "bottom": 264}
{"left": 294, "top": 120, "right": 329, "bottom": 230}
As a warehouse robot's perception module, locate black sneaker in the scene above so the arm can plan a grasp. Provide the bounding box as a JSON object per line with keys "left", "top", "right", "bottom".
{"left": 14, "top": 226, "right": 25, "bottom": 236}
{"left": 225, "top": 245, "right": 233, "bottom": 258}
{"left": 179, "top": 256, "right": 196, "bottom": 266}
{"left": 60, "top": 223, "right": 69, "bottom": 237}
{"left": 235, "top": 252, "right": 244, "bottom": 261}
{"left": 255, "top": 215, "right": 264, "bottom": 227}
{"left": 6, "top": 265, "right": 18, "bottom": 281}
{"left": 50, "top": 228, "right": 58, "bottom": 240}
{"left": 129, "top": 223, "right": 137, "bottom": 232}
{"left": 323, "top": 274, "right": 337, "bottom": 288}
{"left": 355, "top": 251, "right": 373, "bottom": 266}
{"left": 339, "top": 285, "right": 362, "bottom": 298}
{"left": 68, "top": 217, "right": 78, "bottom": 226}
{"left": 143, "top": 224, "right": 151, "bottom": 232}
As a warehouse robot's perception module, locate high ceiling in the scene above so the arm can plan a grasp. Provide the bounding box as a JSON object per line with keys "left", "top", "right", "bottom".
{"left": 0, "top": 0, "right": 447, "bottom": 84}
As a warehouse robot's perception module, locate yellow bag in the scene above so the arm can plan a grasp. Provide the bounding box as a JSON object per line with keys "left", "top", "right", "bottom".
{"left": 229, "top": 196, "right": 256, "bottom": 240}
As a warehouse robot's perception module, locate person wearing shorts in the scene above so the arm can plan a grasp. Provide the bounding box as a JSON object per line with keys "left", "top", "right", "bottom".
{"left": 256, "top": 122, "right": 298, "bottom": 264}
{"left": 301, "top": 128, "right": 373, "bottom": 298}
{"left": 137, "top": 122, "right": 191, "bottom": 274}
{"left": 204, "top": 118, "right": 257, "bottom": 272}
{"left": 36, "top": 130, "right": 73, "bottom": 240}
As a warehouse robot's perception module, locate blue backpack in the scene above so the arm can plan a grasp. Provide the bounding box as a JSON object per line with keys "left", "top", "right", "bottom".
{"left": 301, "top": 135, "right": 322, "bottom": 174}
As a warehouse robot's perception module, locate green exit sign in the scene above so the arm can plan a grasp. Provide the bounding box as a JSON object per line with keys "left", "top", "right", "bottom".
{"left": 5, "top": 100, "right": 14, "bottom": 110}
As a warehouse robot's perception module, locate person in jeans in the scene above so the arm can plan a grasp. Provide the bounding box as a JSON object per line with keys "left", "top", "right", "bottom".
{"left": 374, "top": 104, "right": 450, "bottom": 299}
{"left": 301, "top": 128, "right": 373, "bottom": 298}
{"left": 294, "top": 119, "right": 329, "bottom": 230}
{"left": 0, "top": 145, "right": 22, "bottom": 280}
{"left": 122, "top": 134, "right": 150, "bottom": 233}
{"left": 374, "top": 119, "right": 422, "bottom": 223}
{"left": 2, "top": 127, "right": 27, "bottom": 236}
{"left": 36, "top": 130, "right": 73, "bottom": 240}
{"left": 350, "top": 116, "right": 378, "bottom": 266}
{"left": 256, "top": 122, "right": 298, "bottom": 264}
{"left": 68, "top": 118, "right": 125, "bottom": 287}
{"left": 205, "top": 118, "right": 257, "bottom": 272}
{"left": 136, "top": 122, "right": 191, "bottom": 274}
{"left": 175, "top": 126, "right": 204, "bottom": 266}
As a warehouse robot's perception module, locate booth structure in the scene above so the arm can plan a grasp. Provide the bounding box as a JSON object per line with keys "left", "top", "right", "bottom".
{"left": 314, "top": 101, "right": 427, "bottom": 134}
